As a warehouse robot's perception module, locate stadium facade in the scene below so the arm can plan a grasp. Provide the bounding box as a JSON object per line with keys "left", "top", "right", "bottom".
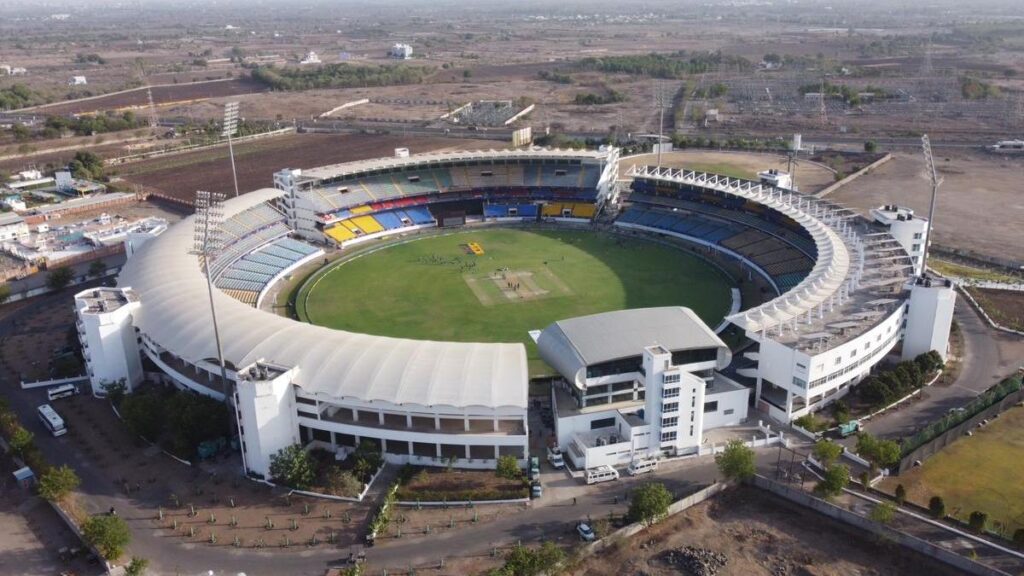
{"left": 75, "top": 146, "right": 955, "bottom": 477}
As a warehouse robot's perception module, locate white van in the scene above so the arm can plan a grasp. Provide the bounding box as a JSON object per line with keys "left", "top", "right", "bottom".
{"left": 627, "top": 458, "right": 658, "bottom": 476}
{"left": 46, "top": 384, "right": 79, "bottom": 402}
{"left": 585, "top": 465, "right": 619, "bottom": 485}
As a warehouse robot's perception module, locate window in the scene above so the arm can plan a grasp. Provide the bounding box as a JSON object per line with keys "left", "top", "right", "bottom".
{"left": 913, "top": 232, "right": 923, "bottom": 239}
{"left": 660, "top": 431, "right": 677, "bottom": 442}
{"left": 662, "top": 387, "right": 680, "bottom": 399}
{"left": 792, "top": 377, "right": 807, "bottom": 388}
{"left": 661, "top": 416, "right": 678, "bottom": 428}
{"left": 481, "top": 171, "right": 494, "bottom": 177}
{"left": 663, "top": 373, "right": 680, "bottom": 384}
{"left": 691, "top": 396, "right": 696, "bottom": 408}
{"left": 835, "top": 357, "right": 842, "bottom": 365}
{"left": 703, "top": 401, "right": 719, "bottom": 413}
{"left": 724, "top": 409, "right": 735, "bottom": 416}
{"left": 590, "top": 417, "right": 615, "bottom": 430}
{"left": 689, "top": 425, "right": 694, "bottom": 436}
{"left": 661, "top": 401, "right": 678, "bottom": 413}
{"left": 912, "top": 243, "right": 921, "bottom": 252}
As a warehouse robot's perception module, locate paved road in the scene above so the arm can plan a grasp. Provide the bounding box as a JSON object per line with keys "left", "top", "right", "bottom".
{"left": 863, "top": 298, "right": 1024, "bottom": 441}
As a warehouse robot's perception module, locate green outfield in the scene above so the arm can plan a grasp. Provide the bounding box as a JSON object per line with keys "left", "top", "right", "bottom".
{"left": 296, "top": 228, "right": 734, "bottom": 375}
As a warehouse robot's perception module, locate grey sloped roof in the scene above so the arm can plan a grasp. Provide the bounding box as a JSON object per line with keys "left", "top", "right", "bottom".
{"left": 536, "top": 307, "right": 726, "bottom": 380}
{"left": 118, "top": 188, "right": 527, "bottom": 410}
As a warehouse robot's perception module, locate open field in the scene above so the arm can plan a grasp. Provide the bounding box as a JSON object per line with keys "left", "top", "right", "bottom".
{"left": 297, "top": 228, "right": 733, "bottom": 375}
{"left": 567, "top": 486, "right": 963, "bottom": 576}
{"left": 22, "top": 78, "right": 268, "bottom": 116}
{"left": 881, "top": 405, "right": 1024, "bottom": 533}
{"left": 966, "top": 288, "right": 1024, "bottom": 332}
{"left": 931, "top": 259, "right": 1024, "bottom": 284}
{"left": 118, "top": 133, "right": 502, "bottom": 202}
{"left": 829, "top": 150, "right": 1024, "bottom": 260}
{"left": 620, "top": 150, "right": 836, "bottom": 194}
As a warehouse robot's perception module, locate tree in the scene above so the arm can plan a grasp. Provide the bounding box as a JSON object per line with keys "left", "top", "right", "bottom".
{"left": 269, "top": 444, "right": 315, "bottom": 489}
{"left": 82, "top": 515, "right": 131, "bottom": 560}
{"left": 0, "top": 283, "right": 10, "bottom": 304}
{"left": 38, "top": 464, "right": 80, "bottom": 502}
{"left": 869, "top": 500, "right": 896, "bottom": 524}
{"left": 68, "top": 150, "right": 105, "bottom": 180}
{"left": 352, "top": 439, "right": 383, "bottom": 481}
{"left": 894, "top": 483, "right": 906, "bottom": 505}
{"left": 496, "top": 541, "right": 564, "bottom": 576}
{"left": 119, "top": 392, "right": 163, "bottom": 441}
{"left": 1013, "top": 528, "right": 1024, "bottom": 548}
{"left": 87, "top": 259, "right": 106, "bottom": 278}
{"left": 928, "top": 495, "right": 946, "bottom": 518}
{"left": 715, "top": 439, "right": 755, "bottom": 482}
{"left": 814, "top": 464, "right": 849, "bottom": 499}
{"left": 629, "top": 482, "right": 673, "bottom": 526}
{"left": 864, "top": 140, "right": 878, "bottom": 153}
{"left": 11, "top": 123, "right": 31, "bottom": 141}
{"left": 812, "top": 440, "right": 843, "bottom": 466}
{"left": 969, "top": 510, "right": 989, "bottom": 532}
{"left": 124, "top": 557, "right": 149, "bottom": 576}
{"left": 9, "top": 426, "right": 33, "bottom": 457}
{"left": 496, "top": 454, "right": 520, "bottom": 480}
{"left": 46, "top": 267, "right": 74, "bottom": 291}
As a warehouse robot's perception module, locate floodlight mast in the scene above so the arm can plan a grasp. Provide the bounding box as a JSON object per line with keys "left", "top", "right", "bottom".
{"left": 920, "top": 134, "right": 942, "bottom": 278}
{"left": 192, "top": 191, "right": 229, "bottom": 389}
{"left": 223, "top": 102, "right": 241, "bottom": 198}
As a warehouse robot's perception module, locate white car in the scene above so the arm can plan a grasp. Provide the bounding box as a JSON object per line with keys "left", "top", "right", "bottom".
{"left": 547, "top": 446, "right": 564, "bottom": 469}
{"left": 576, "top": 522, "right": 596, "bottom": 542}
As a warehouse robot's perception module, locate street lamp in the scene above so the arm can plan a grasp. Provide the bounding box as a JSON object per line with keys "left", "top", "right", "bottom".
{"left": 920, "top": 134, "right": 943, "bottom": 278}
{"left": 223, "top": 102, "right": 241, "bottom": 198}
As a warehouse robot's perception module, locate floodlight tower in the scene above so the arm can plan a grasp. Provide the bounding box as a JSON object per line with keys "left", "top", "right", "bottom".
{"left": 653, "top": 81, "right": 669, "bottom": 168}
{"left": 223, "top": 102, "right": 241, "bottom": 198}
{"left": 192, "top": 191, "right": 229, "bottom": 390}
{"left": 920, "top": 134, "right": 942, "bottom": 277}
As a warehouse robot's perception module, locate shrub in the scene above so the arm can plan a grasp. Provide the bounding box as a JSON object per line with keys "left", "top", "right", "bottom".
{"left": 812, "top": 440, "right": 843, "bottom": 466}
{"left": 968, "top": 510, "right": 989, "bottom": 532}
{"left": 324, "top": 467, "right": 362, "bottom": 498}
{"left": 46, "top": 267, "right": 74, "bottom": 291}
{"left": 629, "top": 482, "right": 673, "bottom": 526}
{"left": 496, "top": 454, "right": 520, "bottom": 480}
{"left": 1013, "top": 528, "right": 1024, "bottom": 548}
{"left": 493, "top": 541, "right": 564, "bottom": 576}
{"left": 928, "top": 495, "right": 946, "bottom": 518}
{"left": 894, "top": 483, "right": 906, "bottom": 505}
{"left": 9, "top": 426, "right": 34, "bottom": 457}
{"left": 269, "top": 444, "right": 316, "bottom": 490}
{"left": 38, "top": 465, "right": 80, "bottom": 502}
{"left": 352, "top": 440, "right": 383, "bottom": 482}
{"left": 715, "top": 439, "right": 755, "bottom": 482}
{"left": 124, "top": 556, "right": 149, "bottom": 576}
{"left": 83, "top": 515, "right": 131, "bottom": 560}
{"left": 814, "top": 464, "right": 849, "bottom": 499}
{"left": 119, "top": 391, "right": 163, "bottom": 441}
{"left": 856, "top": 433, "right": 900, "bottom": 469}
{"left": 869, "top": 501, "right": 896, "bottom": 524}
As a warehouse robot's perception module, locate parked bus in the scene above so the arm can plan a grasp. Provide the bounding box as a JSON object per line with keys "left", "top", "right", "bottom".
{"left": 46, "top": 384, "right": 79, "bottom": 402}
{"left": 37, "top": 404, "right": 67, "bottom": 437}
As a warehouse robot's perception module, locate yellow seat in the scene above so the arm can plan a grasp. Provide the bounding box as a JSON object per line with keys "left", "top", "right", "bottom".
{"left": 572, "top": 203, "right": 596, "bottom": 218}
{"left": 352, "top": 215, "right": 385, "bottom": 234}
{"left": 326, "top": 225, "right": 356, "bottom": 242}
{"left": 350, "top": 205, "right": 372, "bottom": 215}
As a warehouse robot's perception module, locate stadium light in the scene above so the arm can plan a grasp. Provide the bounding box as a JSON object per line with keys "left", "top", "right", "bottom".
{"left": 920, "top": 134, "right": 942, "bottom": 278}
{"left": 191, "top": 190, "right": 230, "bottom": 392}
{"left": 223, "top": 102, "right": 241, "bottom": 198}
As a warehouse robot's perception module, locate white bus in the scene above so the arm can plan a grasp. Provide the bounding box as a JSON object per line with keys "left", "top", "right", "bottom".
{"left": 46, "top": 384, "right": 79, "bottom": 402}
{"left": 37, "top": 404, "right": 67, "bottom": 437}
{"left": 585, "top": 465, "right": 619, "bottom": 485}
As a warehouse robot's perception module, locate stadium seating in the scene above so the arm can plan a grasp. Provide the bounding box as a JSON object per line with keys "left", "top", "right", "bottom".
{"left": 215, "top": 236, "right": 322, "bottom": 305}
{"left": 616, "top": 206, "right": 814, "bottom": 293}
{"left": 351, "top": 215, "right": 385, "bottom": 234}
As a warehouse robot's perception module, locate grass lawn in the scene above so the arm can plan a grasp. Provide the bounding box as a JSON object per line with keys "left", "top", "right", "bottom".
{"left": 297, "top": 228, "right": 733, "bottom": 375}
{"left": 967, "top": 287, "right": 1024, "bottom": 332}
{"left": 882, "top": 405, "right": 1024, "bottom": 533}
{"left": 678, "top": 161, "right": 758, "bottom": 181}
{"left": 931, "top": 259, "right": 1023, "bottom": 284}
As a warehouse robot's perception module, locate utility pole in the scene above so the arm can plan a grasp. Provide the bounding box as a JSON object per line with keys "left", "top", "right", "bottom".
{"left": 920, "top": 134, "right": 942, "bottom": 278}
{"left": 223, "top": 102, "right": 241, "bottom": 198}
{"left": 653, "top": 81, "right": 669, "bottom": 168}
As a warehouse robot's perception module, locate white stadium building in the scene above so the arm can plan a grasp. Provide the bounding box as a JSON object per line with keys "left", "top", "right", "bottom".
{"left": 75, "top": 146, "right": 955, "bottom": 477}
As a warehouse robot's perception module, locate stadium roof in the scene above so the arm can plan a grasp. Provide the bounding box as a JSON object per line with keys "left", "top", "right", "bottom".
{"left": 118, "top": 189, "right": 528, "bottom": 410}
{"left": 536, "top": 307, "right": 728, "bottom": 381}
{"left": 298, "top": 146, "right": 614, "bottom": 183}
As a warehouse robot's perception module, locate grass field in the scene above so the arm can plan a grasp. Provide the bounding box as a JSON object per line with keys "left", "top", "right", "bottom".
{"left": 297, "top": 228, "right": 733, "bottom": 375}
{"left": 882, "top": 405, "right": 1024, "bottom": 533}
